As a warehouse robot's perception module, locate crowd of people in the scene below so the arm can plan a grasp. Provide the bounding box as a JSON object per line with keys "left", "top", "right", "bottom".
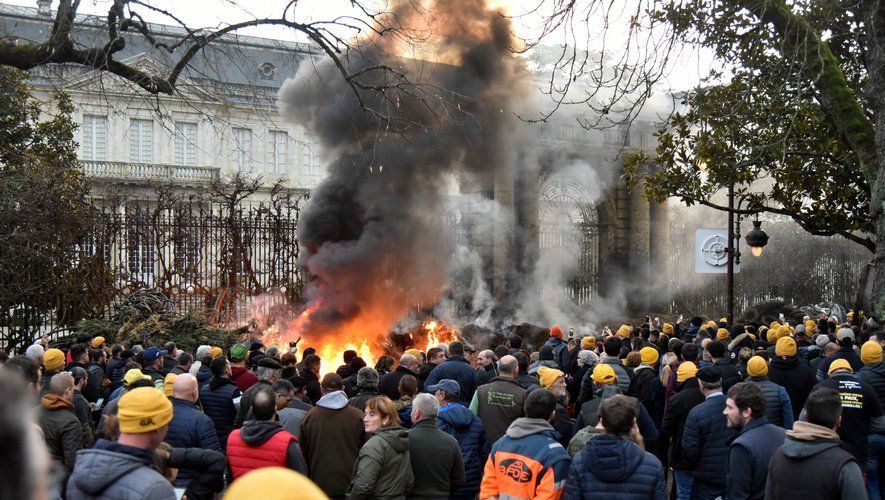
{"left": 0, "top": 313, "right": 883, "bottom": 499}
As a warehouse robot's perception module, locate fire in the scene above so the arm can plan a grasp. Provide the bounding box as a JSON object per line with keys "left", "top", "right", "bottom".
{"left": 416, "top": 319, "right": 461, "bottom": 352}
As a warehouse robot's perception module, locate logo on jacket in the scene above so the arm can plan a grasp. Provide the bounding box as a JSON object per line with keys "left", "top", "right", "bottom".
{"left": 499, "top": 458, "right": 533, "bottom": 483}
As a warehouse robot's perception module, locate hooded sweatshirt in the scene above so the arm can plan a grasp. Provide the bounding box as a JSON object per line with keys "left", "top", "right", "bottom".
{"left": 39, "top": 394, "right": 83, "bottom": 473}
{"left": 565, "top": 434, "right": 666, "bottom": 499}
{"left": 437, "top": 402, "right": 489, "bottom": 496}
{"left": 299, "top": 390, "right": 365, "bottom": 497}
{"left": 348, "top": 426, "right": 413, "bottom": 500}
{"left": 66, "top": 439, "right": 175, "bottom": 500}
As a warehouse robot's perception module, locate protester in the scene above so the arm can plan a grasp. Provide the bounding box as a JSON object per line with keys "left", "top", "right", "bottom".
{"left": 766, "top": 387, "right": 868, "bottom": 500}
{"left": 721, "top": 382, "right": 786, "bottom": 500}
{"left": 424, "top": 341, "right": 479, "bottom": 406}
{"left": 164, "top": 374, "right": 221, "bottom": 486}
{"left": 545, "top": 325, "right": 571, "bottom": 373}
{"left": 40, "top": 348, "right": 65, "bottom": 396}
{"left": 817, "top": 328, "right": 864, "bottom": 380}
{"left": 349, "top": 366, "right": 382, "bottom": 411}
{"left": 419, "top": 347, "right": 445, "bottom": 387}
{"left": 431, "top": 379, "right": 489, "bottom": 500}
{"left": 302, "top": 354, "right": 323, "bottom": 404}
{"left": 408, "top": 393, "right": 465, "bottom": 499}
{"left": 39, "top": 372, "right": 84, "bottom": 482}
{"left": 768, "top": 336, "right": 818, "bottom": 420}
{"left": 157, "top": 443, "right": 226, "bottom": 500}
{"left": 661, "top": 361, "right": 704, "bottom": 500}
{"left": 192, "top": 345, "right": 214, "bottom": 385}
{"left": 277, "top": 377, "right": 312, "bottom": 439}
{"left": 538, "top": 366, "right": 574, "bottom": 447}
{"left": 380, "top": 353, "right": 420, "bottom": 400}
{"left": 69, "top": 366, "right": 94, "bottom": 448}
{"left": 199, "top": 355, "right": 241, "bottom": 449}
{"left": 347, "top": 396, "right": 413, "bottom": 499}
{"left": 171, "top": 352, "right": 193, "bottom": 375}
{"left": 529, "top": 344, "right": 560, "bottom": 374}
{"left": 475, "top": 349, "right": 498, "bottom": 386}
{"left": 141, "top": 346, "right": 168, "bottom": 390}
{"left": 229, "top": 343, "right": 259, "bottom": 392}
{"left": 565, "top": 394, "right": 666, "bottom": 500}
{"left": 681, "top": 366, "right": 732, "bottom": 499}
{"left": 599, "top": 337, "right": 633, "bottom": 393}
{"left": 299, "top": 373, "right": 365, "bottom": 498}
{"left": 629, "top": 346, "right": 665, "bottom": 426}
{"left": 514, "top": 351, "right": 541, "bottom": 393}
{"left": 480, "top": 389, "right": 571, "bottom": 500}
{"left": 234, "top": 357, "right": 281, "bottom": 428}
{"left": 745, "top": 355, "right": 795, "bottom": 429}
{"left": 470, "top": 354, "right": 526, "bottom": 443}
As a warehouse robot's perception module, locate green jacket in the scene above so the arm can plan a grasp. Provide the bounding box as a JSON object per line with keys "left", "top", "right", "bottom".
{"left": 407, "top": 419, "right": 465, "bottom": 498}
{"left": 347, "top": 426, "right": 414, "bottom": 500}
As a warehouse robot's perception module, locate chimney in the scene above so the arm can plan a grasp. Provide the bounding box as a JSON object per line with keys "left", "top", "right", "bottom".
{"left": 37, "top": 0, "right": 52, "bottom": 16}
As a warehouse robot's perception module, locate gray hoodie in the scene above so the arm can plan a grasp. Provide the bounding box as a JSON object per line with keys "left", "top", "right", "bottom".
{"left": 316, "top": 389, "right": 349, "bottom": 409}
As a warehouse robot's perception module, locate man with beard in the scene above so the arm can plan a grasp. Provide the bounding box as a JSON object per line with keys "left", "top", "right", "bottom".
{"left": 723, "top": 382, "right": 786, "bottom": 500}
{"left": 538, "top": 366, "right": 573, "bottom": 447}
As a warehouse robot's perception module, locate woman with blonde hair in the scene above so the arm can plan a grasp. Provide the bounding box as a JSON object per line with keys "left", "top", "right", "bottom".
{"left": 347, "top": 396, "right": 413, "bottom": 499}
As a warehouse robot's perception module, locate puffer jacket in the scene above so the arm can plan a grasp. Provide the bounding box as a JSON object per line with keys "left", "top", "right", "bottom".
{"left": 437, "top": 402, "right": 490, "bottom": 497}
{"left": 681, "top": 394, "right": 733, "bottom": 486}
{"left": 712, "top": 358, "right": 741, "bottom": 393}
{"left": 199, "top": 377, "right": 241, "bottom": 449}
{"left": 660, "top": 377, "right": 705, "bottom": 469}
{"left": 856, "top": 361, "right": 885, "bottom": 405}
{"left": 164, "top": 399, "right": 221, "bottom": 486}
{"left": 424, "top": 357, "right": 479, "bottom": 406}
{"left": 67, "top": 440, "right": 176, "bottom": 500}
{"left": 747, "top": 376, "right": 794, "bottom": 429}
{"left": 768, "top": 356, "right": 817, "bottom": 420}
{"left": 39, "top": 394, "right": 83, "bottom": 474}
{"left": 347, "top": 426, "right": 414, "bottom": 500}
{"left": 564, "top": 434, "right": 666, "bottom": 500}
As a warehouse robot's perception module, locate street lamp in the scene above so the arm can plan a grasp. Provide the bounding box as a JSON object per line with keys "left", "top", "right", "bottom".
{"left": 745, "top": 218, "right": 769, "bottom": 257}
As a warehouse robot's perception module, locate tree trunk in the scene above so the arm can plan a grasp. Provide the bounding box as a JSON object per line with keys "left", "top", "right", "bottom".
{"left": 866, "top": 2, "right": 885, "bottom": 317}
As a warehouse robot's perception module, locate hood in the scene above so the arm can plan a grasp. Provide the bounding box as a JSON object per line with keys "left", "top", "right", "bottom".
{"left": 581, "top": 434, "right": 644, "bottom": 482}
{"left": 240, "top": 419, "right": 285, "bottom": 446}
{"left": 634, "top": 364, "right": 654, "bottom": 374}
{"left": 506, "top": 417, "right": 555, "bottom": 439}
{"left": 316, "top": 390, "right": 348, "bottom": 409}
{"left": 782, "top": 421, "right": 843, "bottom": 459}
{"left": 69, "top": 445, "right": 154, "bottom": 495}
{"left": 438, "top": 403, "right": 475, "bottom": 430}
{"left": 528, "top": 360, "right": 558, "bottom": 373}
{"left": 770, "top": 357, "right": 799, "bottom": 369}
{"left": 546, "top": 337, "right": 564, "bottom": 347}
{"left": 41, "top": 394, "right": 73, "bottom": 411}
{"left": 786, "top": 421, "right": 841, "bottom": 442}
{"left": 861, "top": 363, "right": 885, "bottom": 377}
{"left": 373, "top": 425, "right": 409, "bottom": 453}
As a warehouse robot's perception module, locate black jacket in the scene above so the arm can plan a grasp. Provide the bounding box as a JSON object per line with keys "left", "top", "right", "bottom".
{"left": 726, "top": 417, "right": 785, "bottom": 500}
{"left": 407, "top": 419, "right": 465, "bottom": 499}
{"left": 379, "top": 366, "right": 418, "bottom": 400}
{"left": 660, "top": 377, "right": 705, "bottom": 470}
{"left": 302, "top": 370, "right": 322, "bottom": 405}
{"left": 348, "top": 389, "right": 381, "bottom": 412}
{"left": 857, "top": 362, "right": 885, "bottom": 405}
{"left": 628, "top": 365, "right": 664, "bottom": 428}
{"left": 233, "top": 379, "right": 271, "bottom": 429}
{"left": 682, "top": 394, "right": 733, "bottom": 486}
{"left": 199, "top": 378, "right": 241, "bottom": 449}
{"left": 712, "top": 358, "right": 741, "bottom": 393}
{"left": 167, "top": 447, "right": 226, "bottom": 500}
{"left": 768, "top": 356, "right": 818, "bottom": 420}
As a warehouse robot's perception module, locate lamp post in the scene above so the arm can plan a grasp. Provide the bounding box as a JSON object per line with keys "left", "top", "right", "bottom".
{"left": 726, "top": 191, "right": 769, "bottom": 323}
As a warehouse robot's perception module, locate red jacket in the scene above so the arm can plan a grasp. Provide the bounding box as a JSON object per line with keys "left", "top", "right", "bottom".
{"left": 227, "top": 427, "right": 294, "bottom": 479}
{"left": 231, "top": 366, "right": 259, "bottom": 392}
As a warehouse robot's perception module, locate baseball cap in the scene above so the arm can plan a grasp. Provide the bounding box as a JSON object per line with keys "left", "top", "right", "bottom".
{"left": 591, "top": 364, "right": 617, "bottom": 384}
{"left": 230, "top": 344, "right": 248, "bottom": 362}
{"left": 836, "top": 328, "right": 855, "bottom": 342}
{"left": 142, "top": 347, "right": 168, "bottom": 364}
{"left": 123, "top": 368, "right": 152, "bottom": 386}
{"left": 118, "top": 387, "right": 173, "bottom": 434}
{"left": 426, "top": 379, "right": 461, "bottom": 399}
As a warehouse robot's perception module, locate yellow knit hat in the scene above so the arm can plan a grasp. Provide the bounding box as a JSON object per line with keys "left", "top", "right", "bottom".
{"left": 591, "top": 363, "right": 617, "bottom": 384}
{"left": 210, "top": 346, "right": 223, "bottom": 358}
{"left": 404, "top": 348, "right": 423, "bottom": 360}
{"left": 706, "top": 320, "right": 717, "bottom": 329}
{"left": 862, "top": 341, "right": 883, "bottom": 365}
{"left": 164, "top": 373, "right": 178, "bottom": 398}
{"left": 581, "top": 336, "right": 596, "bottom": 349}
{"left": 716, "top": 328, "right": 730, "bottom": 341}
{"left": 776, "top": 337, "right": 797, "bottom": 357}
{"left": 43, "top": 348, "right": 64, "bottom": 371}
{"left": 677, "top": 362, "right": 698, "bottom": 382}
{"left": 616, "top": 325, "right": 631, "bottom": 338}
{"left": 828, "top": 358, "right": 854, "bottom": 375}
{"left": 91, "top": 336, "right": 106, "bottom": 349}
{"left": 747, "top": 356, "right": 768, "bottom": 377}
{"left": 771, "top": 321, "right": 781, "bottom": 330}
{"left": 663, "top": 323, "right": 674, "bottom": 335}
{"left": 224, "top": 467, "right": 328, "bottom": 500}
{"left": 640, "top": 347, "right": 659, "bottom": 365}
{"left": 766, "top": 328, "right": 779, "bottom": 344}
{"left": 537, "top": 366, "right": 565, "bottom": 389}
{"left": 778, "top": 325, "right": 792, "bottom": 339}
{"left": 118, "top": 387, "right": 173, "bottom": 434}
{"left": 805, "top": 320, "right": 817, "bottom": 333}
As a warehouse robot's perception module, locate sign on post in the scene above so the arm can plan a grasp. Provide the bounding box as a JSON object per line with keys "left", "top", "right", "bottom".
{"left": 695, "top": 229, "right": 740, "bottom": 274}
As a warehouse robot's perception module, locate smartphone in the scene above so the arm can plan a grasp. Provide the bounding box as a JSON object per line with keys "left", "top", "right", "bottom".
{"left": 568, "top": 328, "right": 575, "bottom": 339}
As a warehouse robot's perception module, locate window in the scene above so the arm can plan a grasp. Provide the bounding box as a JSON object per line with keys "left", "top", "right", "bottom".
{"left": 81, "top": 115, "right": 108, "bottom": 160}
{"left": 127, "top": 219, "right": 155, "bottom": 285}
{"left": 175, "top": 225, "right": 200, "bottom": 282}
{"left": 129, "top": 119, "right": 153, "bottom": 163}
{"left": 175, "top": 122, "right": 198, "bottom": 165}
{"left": 272, "top": 131, "right": 287, "bottom": 174}
{"left": 233, "top": 127, "right": 252, "bottom": 172}
{"left": 302, "top": 134, "right": 320, "bottom": 175}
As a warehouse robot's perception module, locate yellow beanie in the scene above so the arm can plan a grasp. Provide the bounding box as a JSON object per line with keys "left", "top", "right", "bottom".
{"left": 591, "top": 363, "right": 617, "bottom": 384}
{"left": 716, "top": 328, "right": 730, "bottom": 341}
{"left": 766, "top": 328, "right": 779, "bottom": 344}
{"left": 771, "top": 321, "right": 781, "bottom": 330}
{"left": 640, "top": 347, "right": 659, "bottom": 365}
{"left": 118, "top": 387, "right": 173, "bottom": 434}
{"left": 828, "top": 358, "right": 853, "bottom": 375}
{"left": 581, "top": 336, "right": 596, "bottom": 349}
{"left": 210, "top": 346, "right": 223, "bottom": 359}
{"left": 617, "top": 325, "right": 631, "bottom": 338}
{"left": 537, "top": 366, "right": 565, "bottom": 389}
{"left": 677, "top": 362, "right": 698, "bottom": 382}
{"left": 91, "top": 336, "right": 106, "bottom": 349}
{"left": 225, "top": 467, "right": 328, "bottom": 500}
{"left": 663, "top": 323, "right": 674, "bottom": 335}
{"left": 747, "top": 356, "right": 768, "bottom": 377}
{"left": 777, "top": 325, "right": 792, "bottom": 339}
{"left": 706, "top": 320, "right": 717, "bottom": 329}
{"left": 164, "top": 373, "right": 178, "bottom": 398}
{"left": 776, "top": 337, "right": 797, "bottom": 357}
{"left": 805, "top": 320, "right": 817, "bottom": 333}
{"left": 862, "top": 341, "right": 883, "bottom": 365}
{"left": 43, "top": 348, "right": 64, "bottom": 371}
{"left": 404, "top": 348, "right": 423, "bottom": 360}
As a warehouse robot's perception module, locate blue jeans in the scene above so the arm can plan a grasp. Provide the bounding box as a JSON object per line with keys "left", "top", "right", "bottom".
{"left": 868, "top": 434, "right": 885, "bottom": 500}
{"left": 673, "top": 470, "right": 693, "bottom": 500}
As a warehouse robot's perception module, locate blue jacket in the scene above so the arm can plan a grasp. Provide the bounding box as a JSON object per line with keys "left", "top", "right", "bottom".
{"left": 726, "top": 417, "right": 786, "bottom": 500}
{"left": 437, "top": 402, "right": 490, "bottom": 497}
{"left": 200, "top": 378, "right": 241, "bottom": 449}
{"left": 424, "top": 357, "right": 479, "bottom": 406}
{"left": 747, "top": 376, "right": 794, "bottom": 429}
{"left": 564, "top": 434, "right": 666, "bottom": 500}
{"left": 681, "top": 394, "right": 734, "bottom": 486}
{"left": 164, "top": 399, "right": 221, "bottom": 486}
{"left": 545, "top": 337, "right": 570, "bottom": 374}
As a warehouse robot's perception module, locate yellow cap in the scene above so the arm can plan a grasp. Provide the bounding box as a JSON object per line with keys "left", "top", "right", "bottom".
{"left": 118, "top": 387, "right": 173, "bottom": 434}
{"left": 616, "top": 325, "right": 631, "bottom": 338}
{"left": 862, "top": 341, "right": 883, "bottom": 366}
{"left": 677, "top": 362, "right": 698, "bottom": 382}
{"left": 91, "top": 336, "right": 106, "bottom": 349}
{"left": 719, "top": 317, "right": 728, "bottom": 324}
{"left": 224, "top": 467, "right": 328, "bottom": 500}
{"left": 537, "top": 366, "right": 565, "bottom": 389}
{"left": 123, "top": 368, "right": 152, "bottom": 387}
{"left": 716, "top": 328, "right": 730, "bottom": 341}
{"left": 43, "top": 348, "right": 64, "bottom": 371}
{"left": 592, "top": 363, "right": 617, "bottom": 384}
{"left": 778, "top": 325, "right": 792, "bottom": 339}
{"left": 663, "top": 323, "right": 674, "bottom": 335}
{"left": 164, "top": 373, "right": 178, "bottom": 398}
{"left": 581, "top": 336, "right": 596, "bottom": 349}
{"left": 210, "top": 346, "right": 223, "bottom": 359}
{"left": 828, "top": 358, "right": 854, "bottom": 375}
{"left": 747, "top": 356, "right": 769, "bottom": 377}
{"left": 771, "top": 321, "right": 781, "bottom": 330}
{"left": 640, "top": 347, "right": 659, "bottom": 365}
{"left": 776, "top": 337, "right": 798, "bottom": 357}
{"left": 706, "top": 320, "right": 717, "bottom": 329}
{"left": 766, "top": 328, "right": 779, "bottom": 344}
{"left": 404, "top": 348, "right": 423, "bottom": 360}
{"left": 805, "top": 320, "right": 817, "bottom": 333}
